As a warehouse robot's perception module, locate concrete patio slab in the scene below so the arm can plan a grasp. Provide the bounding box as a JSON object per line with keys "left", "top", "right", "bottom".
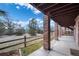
{"left": 29, "top": 36, "right": 79, "bottom": 56}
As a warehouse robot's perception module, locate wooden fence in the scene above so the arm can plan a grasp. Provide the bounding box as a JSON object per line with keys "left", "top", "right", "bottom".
{"left": 0, "top": 36, "right": 43, "bottom": 50}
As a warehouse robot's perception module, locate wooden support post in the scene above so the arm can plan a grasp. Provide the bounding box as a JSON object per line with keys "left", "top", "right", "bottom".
{"left": 65, "top": 27, "right": 66, "bottom": 35}
{"left": 58, "top": 25, "right": 62, "bottom": 37}
{"left": 55, "top": 23, "right": 59, "bottom": 40}
{"left": 43, "top": 12, "right": 50, "bottom": 50}
{"left": 24, "top": 36, "right": 26, "bottom": 47}
{"left": 74, "top": 25, "right": 76, "bottom": 40}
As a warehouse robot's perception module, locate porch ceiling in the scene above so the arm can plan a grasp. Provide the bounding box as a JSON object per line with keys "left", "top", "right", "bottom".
{"left": 31, "top": 3, "right": 79, "bottom": 28}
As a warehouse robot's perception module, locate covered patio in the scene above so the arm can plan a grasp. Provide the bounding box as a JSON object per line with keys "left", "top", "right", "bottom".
{"left": 29, "top": 3, "right": 79, "bottom": 56}
{"left": 29, "top": 36, "right": 79, "bottom": 56}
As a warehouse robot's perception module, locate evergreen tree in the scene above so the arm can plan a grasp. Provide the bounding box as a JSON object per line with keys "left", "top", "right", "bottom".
{"left": 28, "top": 18, "right": 37, "bottom": 36}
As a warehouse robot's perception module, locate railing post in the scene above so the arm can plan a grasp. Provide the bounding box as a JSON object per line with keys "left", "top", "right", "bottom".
{"left": 24, "top": 36, "right": 26, "bottom": 47}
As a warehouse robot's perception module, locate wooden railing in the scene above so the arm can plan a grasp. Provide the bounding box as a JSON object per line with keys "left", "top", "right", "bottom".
{"left": 0, "top": 36, "right": 43, "bottom": 50}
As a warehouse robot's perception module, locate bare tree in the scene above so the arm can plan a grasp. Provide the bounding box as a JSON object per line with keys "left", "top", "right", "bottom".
{"left": 0, "top": 10, "right": 7, "bottom": 35}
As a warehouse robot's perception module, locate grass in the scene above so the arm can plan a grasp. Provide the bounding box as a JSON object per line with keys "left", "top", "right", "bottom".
{"left": 21, "top": 40, "right": 42, "bottom": 56}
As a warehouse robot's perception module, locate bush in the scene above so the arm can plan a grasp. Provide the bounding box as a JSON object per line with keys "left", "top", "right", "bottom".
{"left": 37, "top": 29, "right": 43, "bottom": 34}
{"left": 28, "top": 29, "right": 36, "bottom": 36}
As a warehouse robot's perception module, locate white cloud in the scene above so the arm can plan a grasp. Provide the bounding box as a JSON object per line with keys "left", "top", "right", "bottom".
{"left": 13, "top": 20, "right": 27, "bottom": 28}
{"left": 12, "top": 18, "right": 33, "bottom": 29}
{"left": 12, "top": 18, "right": 55, "bottom": 30}
{"left": 16, "top": 6, "right": 20, "bottom": 9}
{"left": 50, "top": 20, "right": 55, "bottom": 27}
{"left": 32, "top": 8, "right": 41, "bottom": 14}
{"left": 35, "top": 18, "right": 43, "bottom": 28}
{"left": 15, "top": 3, "right": 41, "bottom": 14}
{"left": 35, "top": 19, "right": 55, "bottom": 28}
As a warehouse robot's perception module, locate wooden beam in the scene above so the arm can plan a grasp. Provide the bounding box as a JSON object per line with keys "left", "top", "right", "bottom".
{"left": 37, "top": 3, "right": 45, "bottom": 8}
{"left": 31, "top": 3, "right": 46, "bottom": 14}
{"left": 51, "top": 4, "right": 79, "bottom": 16}
{"left": 54, "top": 8, "right": 79, "bottom": 16}
{"left": 43, "top": 4, "right": 58, "bottom": 12}
{"left": 50, "top": 4, "right": 72, "bottom": 13}
{"left": 68, "top": 26, "right": 73, "bottom": 30}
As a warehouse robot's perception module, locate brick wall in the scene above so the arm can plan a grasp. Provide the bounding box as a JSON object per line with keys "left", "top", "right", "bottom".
{"left": 43, "top": 13, "right": 50, "bottom": 50}
{"left": 74, "top": 16, "right": 79, "bottom": 46}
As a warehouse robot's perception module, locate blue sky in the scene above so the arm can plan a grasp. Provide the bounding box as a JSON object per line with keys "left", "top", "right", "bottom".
{"left": 0, "top": 3, "right": 55, "bottom": 29}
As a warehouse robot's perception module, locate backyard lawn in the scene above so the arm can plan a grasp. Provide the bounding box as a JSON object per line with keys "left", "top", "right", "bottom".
{"left": 21, "top": 40, "right": 42, "bottom": 56}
